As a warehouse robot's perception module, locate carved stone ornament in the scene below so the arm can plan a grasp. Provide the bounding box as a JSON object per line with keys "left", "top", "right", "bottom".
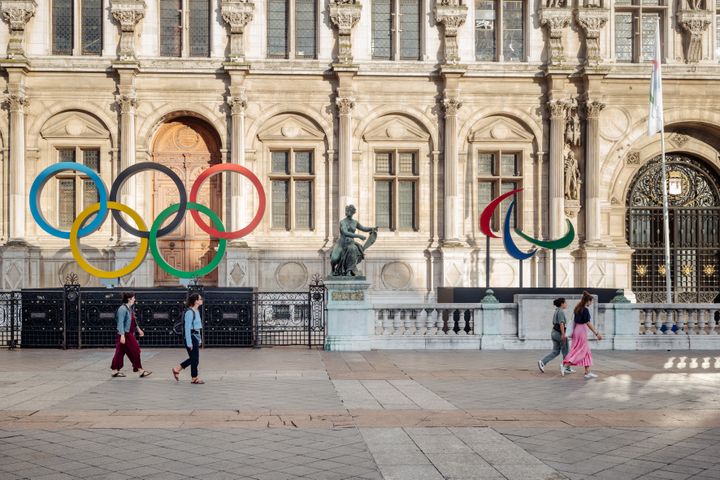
{"left": 564, "top": 149, "right": 581, "bottom": 201}
{"left": 584, "top": 98, "right": 606, "bottom": 119}
{"left": 575, "top": 8, "right": 609, "bottom": 66}
{"left": 228, "top": 92, "right": 248, "bottom": 114}
{"left": 329, "top": 1, "right": 362, "bottom": 65}
{"left": 221, "top": 0, "right": 256, "bottom": 62}
{"left": 626, "top": 151, "right": 641, "bottom": 165}
{"left": 3, "top": 92, "right": 28, "bottom": 112}
{"left": 677, "top": 10, "right": 712, "bottom": 64}
{"left": 443, "top": 97, "right": 462, "bottom": 115}
{"left": 336, "top": 96, "right": 355, "bottom": 115}
{"left": 115, "top": 93, "right": 137, "bottom": 114}
{"left": 547, "top": 98, "right": 568, "bottom": 119}
{"left": 564, "top": 97, "right": 581, "bottom": 147}
{"left": 110, "top": 0, "right": 146, "bottom": 61}
{"left": 539, "top": 8, "right": 572, "bottom": 66}
{"left": 434, "top": 0, "right": 468, "bottom": 65}
{"left": 0, "top": 0, "right": 37, "bottom": 58}
{"left": 668, "top": 132, "right": 690, "bottom": 148}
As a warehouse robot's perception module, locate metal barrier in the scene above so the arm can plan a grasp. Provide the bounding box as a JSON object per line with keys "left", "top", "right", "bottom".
{"left": 0, "top": 291, "right": 21, "bottom": 349}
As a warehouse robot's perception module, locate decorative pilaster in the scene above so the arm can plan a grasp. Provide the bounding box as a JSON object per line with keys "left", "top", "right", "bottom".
{"left": 547, "top": 99, "right": 567, "bottom": 239}
{"left": 539, "top": 6, "right": 572, "bottom": 67}
{"left": 0, "top": 0, "right": 36, "bottom": 59}
{"left": 228, "top": 91, "right": 248, "bottom": 232}
{"left": 433, "top": 0, "right": 468, "bottom": 65}
{"left": 4, "top": 91, "right": 27, "bottom": 242}
{"left": 336, "top": 96, "right": 355, "bottom": 210}
{"left": 583, "top": 97, "right": 605, "bottom": 245}
{"left": 110, "top": 0, "right": 145, "bottom": 61}
{"left": 221, "top": 0, "right": 255, "bottom": 63}
{"left": 677, "top": 10, "right": 712, "bottom": 64}
{"left": 442, "top": 96, "right": 462, "bottom": 244}
{"left": 328, "top": 1, "right": 362, "bottom": 65}
{"left": 575, "top": 8, "right": 609, "bottom": 66}
{"left": 116, "top": 92, "right": 138, "bottom": 242}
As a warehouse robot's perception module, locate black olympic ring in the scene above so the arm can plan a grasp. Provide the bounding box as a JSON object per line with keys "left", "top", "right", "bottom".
{"left": 109, "top": 162, "right": 187, "bottom": 238}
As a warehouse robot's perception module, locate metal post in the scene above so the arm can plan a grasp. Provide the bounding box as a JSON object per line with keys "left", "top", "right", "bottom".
{"left": 9, "top": 293, "right": 16, "bottom": 350}
{"left": 552, "top": 249, "right": 557, "bottom": 288}
{"left": 519, "top": 259, "right": 523, "bottom": 288}
{"left": 659, "top": 132, "right": 673, "bottom": 303}
{"left": 485, "top": 235, "right": 491, "bottom": 288}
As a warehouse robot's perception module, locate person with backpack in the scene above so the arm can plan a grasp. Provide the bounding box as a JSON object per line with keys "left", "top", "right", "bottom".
{"left": 563, "top": 291, "right": 603, "bottom": 379}
{"left": 172, "top": 293, "right": 204, "bottom": 384}
{"left": 537, "top": 297, "right": 575, "bottom": 376}
{"left": 111, "top": 292, "right": 152, "bottom": 378}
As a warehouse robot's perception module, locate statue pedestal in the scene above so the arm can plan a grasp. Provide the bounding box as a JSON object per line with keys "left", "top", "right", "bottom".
{"left": 324, "top": 277, "right": 373, "bottom": 351}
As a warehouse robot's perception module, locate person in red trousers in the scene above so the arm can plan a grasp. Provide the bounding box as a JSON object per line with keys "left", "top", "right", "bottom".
{"left": 111, "top": 292, "right": 152, "bottom": 378}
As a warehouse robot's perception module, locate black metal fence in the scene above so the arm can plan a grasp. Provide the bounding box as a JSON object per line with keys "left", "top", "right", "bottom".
{"left": 0, "top": 281, "right": 326, "bottom": 349}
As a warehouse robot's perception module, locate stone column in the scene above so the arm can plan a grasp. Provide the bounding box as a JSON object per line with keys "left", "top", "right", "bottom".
{"left": 5, "top": 90, "right": 27, "bottom": 242}
{"left": 328, "top": 1, "right": 362, "bottom": 65}
{"left": 547, "top": 99, "right": 567, "bottom": 239}
{"left": 584, "top": 97, "right": 605, "bottom": 245}
{"left": 539, "top": 7, "right": 572, "bottom": 66}
{"left": 677, "top": 10, "right": 712, "bottom": 64}
{"left": 434, "top": 0, "right": 467, "bottom": 65}
{"left": 116, "top": 93, "right": 138, "bottom": 242}
{"left": 575, "top": 8, "right": 609, "bottom": 67}
{"left": 336, "top": 96, "right": 355, "bottom": 210}
{"left": 228, "top": 91, "right": 248, "bottom": 232}
{"left": 110, "top": 0, "right": 146, "bottom": 61}
{"left": 0, "top": 0, "right": 36, "bottom": 58}
{"left": 443, "top": 96, "right": 462, "bottom": 243}
{"left": 221, "top": 0, "right": 255, "bottom": 63}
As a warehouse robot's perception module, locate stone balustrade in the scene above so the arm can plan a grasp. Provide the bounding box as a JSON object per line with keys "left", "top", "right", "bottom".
{"left": 374, "top": 304, "right": 476, "bottom": 336}
{"left": 637, "top": 305, "right": 719, "bottom": 336}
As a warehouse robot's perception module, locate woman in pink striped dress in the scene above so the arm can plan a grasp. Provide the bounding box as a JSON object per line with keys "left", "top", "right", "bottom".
{"left": 563, "top": 291, "right": 603, "bottom": 379}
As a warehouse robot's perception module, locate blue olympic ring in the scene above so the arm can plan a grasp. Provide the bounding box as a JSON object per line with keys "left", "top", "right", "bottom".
{"left": 29, "top": 162, "right": 109, "bottom": 240}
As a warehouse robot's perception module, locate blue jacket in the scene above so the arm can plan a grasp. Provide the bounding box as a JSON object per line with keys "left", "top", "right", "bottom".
{"left": 115, "top": 304, "right": 132, "bottom": 335}
{"left": 184, "top": 308, "right": 202, "bottom": 348}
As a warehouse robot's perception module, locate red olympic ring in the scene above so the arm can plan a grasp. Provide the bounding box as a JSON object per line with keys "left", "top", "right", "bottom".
{"left": 189, "top": 164, "right": 266, "bottom": 240}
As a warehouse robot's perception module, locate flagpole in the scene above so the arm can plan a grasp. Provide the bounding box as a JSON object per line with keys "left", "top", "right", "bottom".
{"left": 660, "top": 127, "right": 672, "bottom": 303}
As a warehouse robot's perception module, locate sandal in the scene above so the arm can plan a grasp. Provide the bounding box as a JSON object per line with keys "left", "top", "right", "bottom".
{"left": 111, "top": 372, "right": 126, "bottom": 378}
{"left": 172, "top": 367, "right": 181, "bottom": 381}
{"left": 139, "top": 371, "right": 152, "bottom": 378}
{"left": 191, "top": 378, "right": 205, "bottom": 384}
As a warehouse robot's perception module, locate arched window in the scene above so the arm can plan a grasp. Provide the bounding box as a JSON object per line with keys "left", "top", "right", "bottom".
{"left": 159, "top": 0, "right": 211, "bottom": 57}
{"left": 52, "top": 0, "right": 103, "bottom": 55}
{"left": 267, "top": 0, "right": 317, "bottom": 59}
{"left": 627, "top": 154, "right": 720, "bottom": 302}
{"left": 371, "top": 0, "right": 422, "bottom": 60}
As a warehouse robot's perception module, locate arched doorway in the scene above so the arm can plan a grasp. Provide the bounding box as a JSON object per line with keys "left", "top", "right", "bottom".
{"left": 627, "top": 153, "right": 720, "bottom": 303}
{"left": 151, "top": 117, "right": 222, "bottom": 286}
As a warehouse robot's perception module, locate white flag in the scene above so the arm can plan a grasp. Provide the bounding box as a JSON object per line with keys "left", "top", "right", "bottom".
{"left": 648, "top": 22, "right": 663, "bottom": 135}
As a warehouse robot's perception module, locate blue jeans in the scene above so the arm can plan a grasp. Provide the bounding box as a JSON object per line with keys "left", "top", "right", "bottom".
{"left": 541, "top": 330, "right": 568, "bottom": 366}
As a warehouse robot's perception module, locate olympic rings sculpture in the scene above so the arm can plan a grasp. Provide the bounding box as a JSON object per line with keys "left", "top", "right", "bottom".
{"left": 30, "top": 162, "right": 266, "bottom": 279}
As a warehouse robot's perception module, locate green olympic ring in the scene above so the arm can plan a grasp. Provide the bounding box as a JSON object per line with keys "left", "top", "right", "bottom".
{"left": 149, "top": 202, "right": 227, "bottom": 279}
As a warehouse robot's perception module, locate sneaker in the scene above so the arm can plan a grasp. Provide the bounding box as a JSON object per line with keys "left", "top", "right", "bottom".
{"left": 584, "top": 372, "right": 598, "bottom": 379}
{"left": 565, "top": 367, "right": 576, "bottom": 374}
{"left": 537, "top": 360, "right": 545, "bottom": 373}
{"left": 560, "top": 363, "right": 565, "bottom": 376}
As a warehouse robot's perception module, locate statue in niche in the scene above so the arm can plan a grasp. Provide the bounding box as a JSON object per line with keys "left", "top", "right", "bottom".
{"left": 565, "top": 100, "right": 581, "bottom": 147}
{"left": 330, "top": 205, "right": 378, "bottom": 277}
{"left": 564, "top": 150, "right": 581, "bottom": 201}
{"left": 546, "top": 0, "right": 564, "bottom": 7}
{"left": 687, "top": 0, "right": 701, "bottom": 9}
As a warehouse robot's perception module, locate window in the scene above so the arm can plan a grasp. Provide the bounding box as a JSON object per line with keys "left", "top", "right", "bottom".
{"left": 270, "top": 150, "right": 314, "bottom": 230}
{"left": 159, "top": 0, "right": 210, "bottom": 57}
{"left": 474, "top": 0, "right": 525, "bottom": 62}
{"left": 477, "top": 151, "right": 522, "bottom": 229}
{"left": 614, "top": 0, "right": 666, "bottom": 63}
{"left": 267, "top": 0, "right": 317, "bottom": 59}
{"left": 716, "top": 9, "right": 720, "bottom": 60}
{"left": 374, "top": 151, "right": 419, "bottom": 231}
{"left": 371, "top": 0, "right": 421, "bottom": 60}
{"left": 52, "top": 0, "right": 103, "bottom": 55}
{"left": 56, "top": 148, "right": 101, "bottom": 230}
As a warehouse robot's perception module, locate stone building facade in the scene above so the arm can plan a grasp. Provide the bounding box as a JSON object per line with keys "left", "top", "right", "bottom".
{"left": 0, "top": 0, "right": 719, "bottom": 302}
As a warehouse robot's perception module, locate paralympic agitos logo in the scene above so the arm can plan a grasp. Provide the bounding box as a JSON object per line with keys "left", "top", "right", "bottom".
{"left": 29, "top": 162, "right": 266, "bottom": 280}
{"left": 479, "top": 188, "right": 575, "bottom": 260}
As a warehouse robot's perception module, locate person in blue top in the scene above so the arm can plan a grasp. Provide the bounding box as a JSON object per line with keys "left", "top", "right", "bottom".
{"left": 172, "top": 293, "right": 204, "bottom": 384}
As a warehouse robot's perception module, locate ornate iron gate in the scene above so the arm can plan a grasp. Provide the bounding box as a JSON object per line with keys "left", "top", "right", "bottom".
{"left": 0, "top": 291, "right": 20, "bottom": 349}
{"left": 627, "top": 154, "right": 720, "bottom": 303}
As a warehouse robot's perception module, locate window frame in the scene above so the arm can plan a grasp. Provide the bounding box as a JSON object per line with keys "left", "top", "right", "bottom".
{"left": 158, "top": 0, "right": 212, "bottom": 58}
{"left": 474, "top": 0, "right": 526, "bottom": 62}
{"left": 475, "top": 149, "right": 524, "bottom": 232}
{"left": 373, "top": 149, "right": 420, "bottom": 232}
{"left": 614, "top": 0, "right": 667, "bottom": 64}
{"left": 268, "top": 148, "right": 316, "bottom": 231}
{"left": 371, "top": 0, "right": 423, "bottom": 61}
{"left": 54, "top": 146, "right": 102, "bottom": 230}
{"left": 51, "top": 0, "right": 104, "bottom": 56}
{"left": 266, "top": 0, "right": 319, "bottom": 60}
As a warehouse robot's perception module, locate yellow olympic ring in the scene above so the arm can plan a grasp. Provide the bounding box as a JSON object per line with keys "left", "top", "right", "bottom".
{"left": 70, "top": 201, "right": 149, "bottom": 279}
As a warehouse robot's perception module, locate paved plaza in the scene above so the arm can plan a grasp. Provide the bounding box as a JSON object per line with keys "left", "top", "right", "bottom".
{"left": 0, "top": 349, "right": 719, "bottom": 480}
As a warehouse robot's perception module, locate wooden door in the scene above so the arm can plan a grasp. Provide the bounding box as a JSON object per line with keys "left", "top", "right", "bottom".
{"left": 152, "top": 119, "right": 221, "bottom": 286}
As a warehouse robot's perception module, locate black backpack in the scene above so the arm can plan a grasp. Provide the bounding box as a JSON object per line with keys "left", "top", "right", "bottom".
{"left": 173, "top": 308, "right": 196, "bottom": 336}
